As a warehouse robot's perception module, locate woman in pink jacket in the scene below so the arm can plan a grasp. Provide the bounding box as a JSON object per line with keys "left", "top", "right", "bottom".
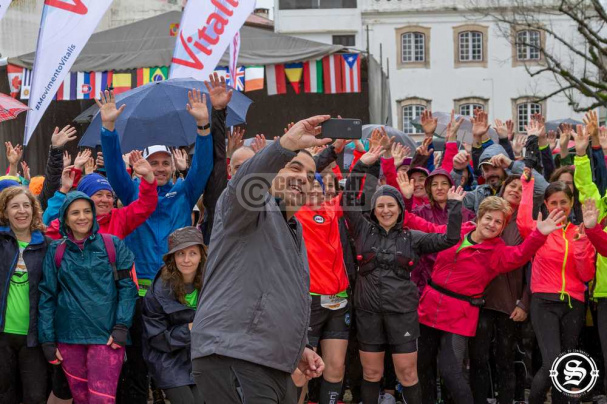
{"left": 415, "top": 196, "right": 565, "bottom": 404}
{"left": 517, "top": 169, "right": 596, "bottom": 404}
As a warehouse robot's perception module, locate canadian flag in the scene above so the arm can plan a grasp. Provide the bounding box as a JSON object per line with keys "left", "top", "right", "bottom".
{"left": 7, "top": 65, "right": 23, "bottom": 98}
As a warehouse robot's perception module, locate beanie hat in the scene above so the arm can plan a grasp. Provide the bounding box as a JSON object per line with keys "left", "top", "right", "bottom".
{"left": 29, "top": 176, "right": 45, "bottom": 196}
{"left": 0, "top": 179, "right": 20, "bottom": 193}
{"left": 76, "top": 173, "right": 113, "bottom": 197}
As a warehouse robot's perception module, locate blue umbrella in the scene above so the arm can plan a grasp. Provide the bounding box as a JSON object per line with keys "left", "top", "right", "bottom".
{"left": 79, "top": 78, "right": 252, "bottom": 150}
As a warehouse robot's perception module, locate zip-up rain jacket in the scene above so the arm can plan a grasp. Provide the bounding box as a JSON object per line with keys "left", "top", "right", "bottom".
{"left": 517, "top": 176, "right": 595, "bottom": 304}
{"left": 38, "top": 192, "right": 138, "bottom": 345}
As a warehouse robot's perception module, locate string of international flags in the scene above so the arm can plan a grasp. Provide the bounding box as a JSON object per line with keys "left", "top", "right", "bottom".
{"left": 7, "top": 53, "right": 361, "bottom": 101}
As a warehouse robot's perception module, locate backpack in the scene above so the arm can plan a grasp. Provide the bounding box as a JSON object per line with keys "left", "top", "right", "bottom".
{"left": 54, "top": 233, "right": 138, "bottom": 288}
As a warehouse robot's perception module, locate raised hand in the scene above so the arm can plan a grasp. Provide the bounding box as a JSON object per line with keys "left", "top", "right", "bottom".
{"left": 251, "top": 134, "right": 268, "bottom": 154}
{"left": 368, "top": 128, "right": 383, "bottom": 149}
{"left": 84, "top": 157, "right": 96, "bottom": 175}
{"left": 416, "top": 137, "right": 434, "bottom": 157}
{"left": 186, "top": 88, "right": 209, "bottom": 128}
{"left": 5, "top": 141, "right": 22, "bottom": 166}
{"left": 447, "top": 186, "right": 466, "bottom": 201}
{"left": 20, "top": 161, "right": 31, "bottom": 182}
{"left": 359, "top": 145, "right": 383, "bottom": 166}
{"left": 583, "top": 110, "right": 599, "bottom": 139}
{"left": 59, "top": 166, "right": 76, "bottom": 194}
{"left": 452, "top": 151, "right": 470, "bottom": 171}
{"left": 74, "top": 149, "right": 92, "bottom": 170}
{"left": 446, "top": 110, "right": 463, "bottom": 142}
{"left": 495, "top": 119, "right": 509, "bottom": 140}
{"left": 513, "top": 134, "right": 526, "bottom": 157}
{"left": 525, "top": 119, "right": 543, "bottom": 137}
{"left": 333, "top": 139, "right": 351, "bottom": 154}
{"left": 421, "top": 110, "right": 438, "bottom": 137}
{"left": 599, "top": 127, "right": 607, "bottom": 153}
{"left": 51, "top": 125, "right": 77, "bottom": 148}
{"left": 96, "top": 90, "right": 126, "bottom": 131}
{"left": 582, "top": 198, "right": 600, "bottom": 229}
{"left": 536, "top": 209, "right": 567, "bottom": 235}
{"left": 227, "top": 127, "right": 245, "bottom": 158}
{"left": 172, "top": 148, "right": 188, "bottom": 171}
{"left": 471, "top": 109, "right": 490, "bottom": 141}
{"left": 489, "top": 154, "right": 512, "bottom": 169}
{"left": 62, "top": 151, "right": 72, "bottom": 169}
{"left": 547, "top": 130, "right": 557, "bottom": 150}
{"left": 396, "top": 171, "right": 415, "bottom": 199}
{"left": 131, "top": 150, "right": 155, "bottom": 183}
{"left": 280, "top": 115, "right": 332, "bottom": 151}
{"left": 574, "top": 124, "right": 590, "bottom": 157}
{"left": 392, "top": 143, "right": 411, "bottom": 167}
{"left": 204, "top": 72, "right": 233, "bottom": 111}
{"left": 506, "top": 119, "right": 515, "bottom": 140}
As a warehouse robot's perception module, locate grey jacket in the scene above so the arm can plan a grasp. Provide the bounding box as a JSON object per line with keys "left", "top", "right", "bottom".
{"left": 190, "top": 141, "right": 311, "bottom": 374}
{"left": 451, "top": 144, "right": 549, "bottom": 212}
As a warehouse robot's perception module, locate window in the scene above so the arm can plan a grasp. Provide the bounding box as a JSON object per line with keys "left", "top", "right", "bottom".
{"left": 279, "top": 0, "right": 356, "bottom": 9}
{"left": 403, "top": 105, "right": 425, "bottom": 134}
{"left": 402, "top": 32, "right": 425, "bottom": 63}
{"left": 333, "top": 35, "right": 355, "bottom": 47}
{"left": 516, "top": 102, "right": 542, "bottom": 133}
{"left": 459, "top": 104, "right": 484, "bottom": 117}
{"left": 396, "top": 26, "right": 431, "bottom": 69}
{"left": 516, "top": 30, "right": 541, "bottom": 61}
{"left": 459, "top": 31, "right": 483, "bottom": 62}
{"left": 453, "top": 24, "right": 488, "bottom": 68}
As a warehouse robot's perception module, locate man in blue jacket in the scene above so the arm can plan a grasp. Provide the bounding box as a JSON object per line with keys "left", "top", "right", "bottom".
{"left": 97, "top": 86, "right": 218, "bottom": 404}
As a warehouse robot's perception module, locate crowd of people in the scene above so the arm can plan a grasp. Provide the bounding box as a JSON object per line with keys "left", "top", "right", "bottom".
{"left": 1, "top": 72, "right": 607, "bottom": 404}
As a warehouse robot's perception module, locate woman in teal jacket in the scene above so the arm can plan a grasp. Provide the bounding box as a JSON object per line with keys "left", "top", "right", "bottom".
{"left": 38, "top": 191, "right": 137, "bottom": 404}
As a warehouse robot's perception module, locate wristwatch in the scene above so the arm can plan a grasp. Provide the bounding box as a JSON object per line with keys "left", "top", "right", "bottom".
{"left": 197, "top": 123, "right": 210, "bottom": 130}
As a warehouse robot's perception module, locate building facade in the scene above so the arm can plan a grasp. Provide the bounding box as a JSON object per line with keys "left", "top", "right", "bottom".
{"left": 275, "top": 0, "right": 590, "bottom": 135}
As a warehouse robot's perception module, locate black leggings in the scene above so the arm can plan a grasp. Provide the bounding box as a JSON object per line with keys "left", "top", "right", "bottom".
{"left": 469, "top": 309, "right": 518, "bottom": 404}
{"left": 418, "top": 325, "right": 471, "bottom": 404}
{"left": 529, "top": 295, "right": 584, "bottom": 404}
{"left": 0, "top": 333, "right": 47, "bottom": 404}
{"left": 164, "top": 384, "right": 203, "bottom": 404}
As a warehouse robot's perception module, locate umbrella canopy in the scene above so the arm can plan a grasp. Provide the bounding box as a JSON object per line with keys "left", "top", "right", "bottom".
{"left": 0, "top": 93, "right": 28, "bottom": 122}
{"left": 411, "top": 111, "right": 498, "bottom": 144}
{"left": 545, "top": 118, "right": 583, "bottom": 133}
{"left": 79, "top": 78, "right": 252, "bottom": 150}
{"left": 362, "top": 125, "right": 418, "bottom": 151}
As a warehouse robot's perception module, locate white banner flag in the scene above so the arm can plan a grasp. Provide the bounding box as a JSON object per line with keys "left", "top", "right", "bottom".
{"left": 169, "top": 0, "right": 255, "bottom": 81}
{"left": 0, "top": 0, "right": 11, "bottom": 22}
{"left": 24, "top": 0, "right": 113, "bottom": 145}
{"left": 229, "top": 31, "right": 240, "bottom": 89}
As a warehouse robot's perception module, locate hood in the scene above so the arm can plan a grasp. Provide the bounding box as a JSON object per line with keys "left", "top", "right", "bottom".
{"left": 479, "top": 144, "right": 508, "bottom": 164}
{"left": 424, "top": 168, "right": 454, "bottom": 205}
{"left": 370, "top": 185, "right": 406, "bottom": 228}
{"left": 58, "top": 191, "right": 99, "bottom": 238}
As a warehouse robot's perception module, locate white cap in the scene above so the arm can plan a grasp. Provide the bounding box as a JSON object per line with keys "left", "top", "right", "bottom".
{"left": 143, "top": 145, "right": 171, "bottom": 160}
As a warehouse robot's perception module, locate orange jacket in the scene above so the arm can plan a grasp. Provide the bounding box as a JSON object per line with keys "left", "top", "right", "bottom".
{"left": 517, "top": 177, "right": 596, "bottom": 304}
{"left": 296, "top": 196, "right": 349, "bottom": 295}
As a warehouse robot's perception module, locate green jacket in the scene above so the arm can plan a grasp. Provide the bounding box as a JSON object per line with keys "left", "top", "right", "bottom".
{"left": 574, "top": 155, "right": 607, "bottom": 298}
{"left": 38, "top": 192, "right": 137, "bottom": 345}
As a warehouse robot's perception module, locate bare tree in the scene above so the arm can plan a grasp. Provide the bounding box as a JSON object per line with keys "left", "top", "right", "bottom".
{"left": 471, "top": 0, "right": 607, "bottom": 112}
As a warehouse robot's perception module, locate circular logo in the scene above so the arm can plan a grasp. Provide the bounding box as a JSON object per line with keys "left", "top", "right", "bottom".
{"left": 550, "top": 350, "right": 599, "bottom": 398}
{"left": 344, "top": 312, "right": 351, "bottom": 326}
{"left": 313, "top": 215, "right": 325, "bottom": 224}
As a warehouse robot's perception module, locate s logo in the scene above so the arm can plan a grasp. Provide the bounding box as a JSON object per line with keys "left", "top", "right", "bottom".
{"left": 45, "top": 0, "right": 88, "bottom": 15}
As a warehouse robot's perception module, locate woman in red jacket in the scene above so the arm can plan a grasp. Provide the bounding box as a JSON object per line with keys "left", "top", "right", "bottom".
{"left": 416, "top": 196, "right": 565, "bottom": 404}
{"left": 517, "top": 169, "right": 596, "bottom": 404}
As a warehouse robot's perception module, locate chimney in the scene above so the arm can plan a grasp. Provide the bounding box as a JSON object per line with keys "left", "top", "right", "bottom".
{"left": 254, "top": 8, "right": 269, "bottom": 19}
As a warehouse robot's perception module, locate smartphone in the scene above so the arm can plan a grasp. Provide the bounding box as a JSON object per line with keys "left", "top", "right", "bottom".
{"left": 321, "top": 118, "right": 362, "bottom": 140}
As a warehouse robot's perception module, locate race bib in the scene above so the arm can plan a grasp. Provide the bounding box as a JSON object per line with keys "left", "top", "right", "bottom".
{"left": 320, "top": 295, "right": 348, "bottom": 310}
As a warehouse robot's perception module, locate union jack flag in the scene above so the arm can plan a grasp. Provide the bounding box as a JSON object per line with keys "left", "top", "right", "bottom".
{"left": 227, "top": 66, "right": 245, "bottom": 91}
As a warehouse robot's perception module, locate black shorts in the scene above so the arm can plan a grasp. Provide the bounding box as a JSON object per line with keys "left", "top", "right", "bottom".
{"left": 307, "top": 295, "right": 351, "bottom": 348}
{"left": 356, "top": 309, "right": 419, "bottom": 354}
